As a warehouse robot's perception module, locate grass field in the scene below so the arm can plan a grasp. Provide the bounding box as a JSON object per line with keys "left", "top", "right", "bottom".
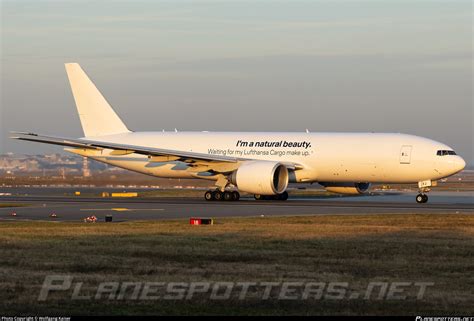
{"left": 0, "top": 214, "right": 473, "bottom": 315}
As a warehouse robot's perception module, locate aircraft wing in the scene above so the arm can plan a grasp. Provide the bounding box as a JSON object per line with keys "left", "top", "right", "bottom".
{"left": 10, "top": 132, "right": 239, "bottom": 163}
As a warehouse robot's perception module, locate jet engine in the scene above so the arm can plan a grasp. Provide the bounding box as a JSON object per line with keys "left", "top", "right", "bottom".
{"left": 230, "top": 161, "right": 289, "bottom": 195}
{"left": 321, "top": 182, "right": 371, "bottom": 195}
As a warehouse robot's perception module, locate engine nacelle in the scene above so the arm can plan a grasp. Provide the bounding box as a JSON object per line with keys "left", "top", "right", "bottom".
{"left": 321, "top": 182, "right": 371, "bottom": 195}
{"left": 231, "top": 161, "right": 289, "bottom": 195}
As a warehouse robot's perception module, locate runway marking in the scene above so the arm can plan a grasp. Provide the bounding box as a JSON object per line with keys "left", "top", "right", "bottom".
{"left": 0, "top": 204, "right": 70, "bottom": 210}
{"left": 0, "top": 218, "right": 62, "bottom": 223}
{"left": 80, "top": 208, "right": 164, "bottom": 212}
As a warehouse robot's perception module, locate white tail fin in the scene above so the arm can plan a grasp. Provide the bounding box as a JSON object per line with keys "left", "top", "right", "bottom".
{"left": 65, "top": 63, "right": 130, "bottom": 137}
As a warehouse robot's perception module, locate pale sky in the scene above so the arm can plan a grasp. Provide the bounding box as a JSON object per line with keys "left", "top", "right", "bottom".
{"left": 1, "top": 0, "right": 472, "bottom": 164}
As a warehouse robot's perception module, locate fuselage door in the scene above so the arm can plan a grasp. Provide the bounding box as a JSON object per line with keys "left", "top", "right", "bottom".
{"left": 400, "top": 145, "right": 412, "bottom": 164}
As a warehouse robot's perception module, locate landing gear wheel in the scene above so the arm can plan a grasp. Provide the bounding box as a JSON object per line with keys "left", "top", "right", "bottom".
{"left": 416, "top": 194, "right": 428, "bottom": 203}
{"left": 254, "top": 193, "right": 288, "bottom": 201}
{"left": 278, "top": 191, "right": 289, "bottom": 201}
{"left": 416, "top": 194, "right": 423, "bottom": 203}
{"left": 213, "top": 191, "right": 223, "bottom": 201}
{"left": 232, "top": 191, "right": 240, "bottom": 201}
{"left": 204, "top": 191, "right": 214, "bottom": 201}
{"left": 223, "top": 191, "right": 233, "bottom": 201}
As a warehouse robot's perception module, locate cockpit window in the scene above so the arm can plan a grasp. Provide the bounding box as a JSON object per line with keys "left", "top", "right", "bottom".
{"left": 437, "top": 150, "right": 456, "bottom": 156}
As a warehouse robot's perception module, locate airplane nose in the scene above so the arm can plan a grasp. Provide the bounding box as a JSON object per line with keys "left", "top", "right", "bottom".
{"left": 452, "top": 156, "right": 466, "bottom": 174}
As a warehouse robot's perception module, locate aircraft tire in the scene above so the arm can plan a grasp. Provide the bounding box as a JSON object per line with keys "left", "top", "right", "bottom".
{"left": 204, "top": 191, "right": 214, "bottom": 201}
{"left": 213, "top": 191, "right": 223, "bottom": 201}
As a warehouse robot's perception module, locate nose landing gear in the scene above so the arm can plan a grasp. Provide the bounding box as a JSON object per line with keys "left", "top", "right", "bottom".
{"left": 416, "top": 180, "right": 432, "bottom": 204}
{"left": 416, "top": 193, "right": 428, "bottom": 203}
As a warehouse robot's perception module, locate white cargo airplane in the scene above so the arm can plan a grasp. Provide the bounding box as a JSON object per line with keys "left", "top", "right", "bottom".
{"left": 12, "top": 63, "right": 466, "bottom": 203}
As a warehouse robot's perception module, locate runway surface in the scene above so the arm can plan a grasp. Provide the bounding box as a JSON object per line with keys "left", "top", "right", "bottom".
{"left": 0, "top": 190, "right": 472, "bottom": 222}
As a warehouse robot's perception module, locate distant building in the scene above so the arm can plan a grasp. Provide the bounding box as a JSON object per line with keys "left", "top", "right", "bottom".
{"left": 83, "top": 157, "right": 91, "bottom": 177}
{"left": 0, "top": 153, "right": 108, "bottom": 174}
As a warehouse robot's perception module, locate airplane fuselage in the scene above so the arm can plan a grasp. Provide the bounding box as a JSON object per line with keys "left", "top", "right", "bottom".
{"left": 68, "top": 131, "right": 465, "bottom": 184}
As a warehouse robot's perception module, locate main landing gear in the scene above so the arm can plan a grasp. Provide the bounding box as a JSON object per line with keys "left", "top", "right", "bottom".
{"left": 254, "top": 191, "right": 289, "bottom": 201}
{"left": 204, "top": 190, "right": 290, "bottom": 201}
{"left": 204, "top": 190, "right": 240, "bottom": 201}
